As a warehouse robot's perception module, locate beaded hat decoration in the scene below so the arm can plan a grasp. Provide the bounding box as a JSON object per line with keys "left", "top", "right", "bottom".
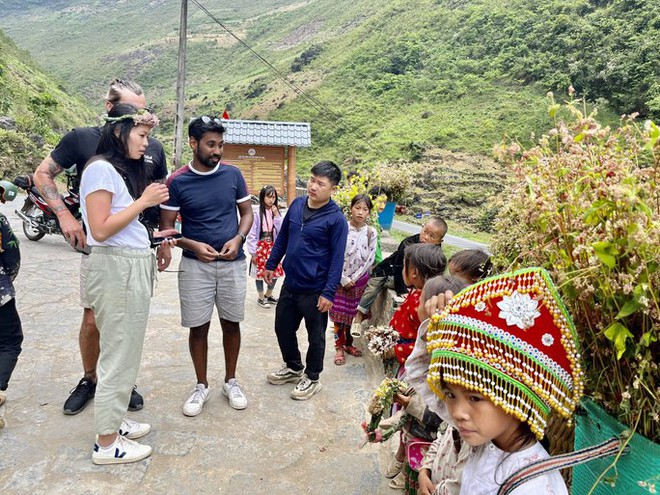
{"left": 426, "top": 267, "right": 584, "bottom": 439}
{"left": 104, "top": 108, "right": 160, "bottom": 128}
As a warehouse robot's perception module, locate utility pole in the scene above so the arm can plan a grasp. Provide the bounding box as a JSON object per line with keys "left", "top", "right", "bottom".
{"left": 173, "top": 0, "right": 188, "bottom": 169}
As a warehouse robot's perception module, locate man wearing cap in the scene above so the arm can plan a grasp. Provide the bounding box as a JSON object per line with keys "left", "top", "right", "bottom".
{"left": 33, "top": 79, "right": 167, "bottom": 415}
{"left": 160, "top": 116, "right": 253, "bottom": 417}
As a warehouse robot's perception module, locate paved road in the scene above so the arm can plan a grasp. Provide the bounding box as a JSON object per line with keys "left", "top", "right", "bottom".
{"left": 391, "top": 219, "right": 489, "bottom": 251}
{"left": 0, "top": 197, "right": 396, "bottom": 495}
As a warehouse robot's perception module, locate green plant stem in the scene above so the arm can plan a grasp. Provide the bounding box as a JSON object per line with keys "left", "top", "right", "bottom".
{"left": 586, "top": 401, "right": 644, "bottom": 495}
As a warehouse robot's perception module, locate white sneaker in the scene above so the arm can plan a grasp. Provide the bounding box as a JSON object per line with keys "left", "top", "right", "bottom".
{"left": 118, "top": 418, "right": 152, "bottom": 440}
{"left": 92, "top": 434, "right": 152, "bottom": 465}
{"left": 266, "top": 364, "right": 304, "bottom": 385}
{"left": 290, "top": 374, "right": 322, "bottom": 400}
{"left": 222, "top": 378, "right": 248, "bottom": 410}
{"left": 182, "top": 383, "right": 210, "bottom": 417}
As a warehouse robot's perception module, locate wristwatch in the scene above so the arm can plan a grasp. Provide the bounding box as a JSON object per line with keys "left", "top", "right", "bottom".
{"left": 238, "top": 232, "right": 247, "bottom": 243}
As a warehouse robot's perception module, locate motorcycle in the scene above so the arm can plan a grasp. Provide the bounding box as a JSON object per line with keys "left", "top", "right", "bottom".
{"left": 13, "top": 170, "right": 85, "bottom": 251}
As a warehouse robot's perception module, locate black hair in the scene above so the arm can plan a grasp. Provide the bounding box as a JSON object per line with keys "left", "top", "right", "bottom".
{"left": 421, "top": 274, "right": 469, "bottom": 303}
{"left": 403, "top": 243, "right": 447, "bottom": 283}
{"left": 258, "top": 185, "right": 279, "bottom": 235}
{"left": 310, "top": 160, "right": 342, "bottom": 186}
{"left": 92, "top": 103, "right": 149, "bottom": 198}
{"left": 350, "top": 193, "right": 373, "bottom": 211}
{"left": 449, "top": 249, "right": 493, "bottom": 284}
{"left": 188, "top": 116, "right": 226, "bottom": 141}
{"left": 426, "top": 216, "right": 448, "bottom": 237}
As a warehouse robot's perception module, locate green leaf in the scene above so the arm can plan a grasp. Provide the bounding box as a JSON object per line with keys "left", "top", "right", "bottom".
{"left": 592, "top": 241, "right": 617, "bottom": 268}
{"left": 640, "top": 332, "right": 657, "bottom": 346}
{"left": 594, "top": 252, "right": 616, "bottom": 268}
{"left": 604, "top": 322, "right": 634, "bottom": 359}
{"left": 615, "top": 299, "right": 640, "bottom": 319}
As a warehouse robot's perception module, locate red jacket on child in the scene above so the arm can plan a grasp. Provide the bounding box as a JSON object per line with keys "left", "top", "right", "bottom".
{"left": 390, "top": 289, "right": 422, "bottom": 366}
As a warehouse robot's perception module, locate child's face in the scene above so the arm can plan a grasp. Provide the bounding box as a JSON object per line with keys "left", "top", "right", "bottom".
{"left": 350, "top": 201, "right": 370, "bottom": 226}
{"left": 443, "top": 382, "right": 522, "bottom": 451}
{"left": 420, "top": 222, "right": 444, "bottom": 245}
{"left": 264, "top": 193, "right": 276, "bottom": 208}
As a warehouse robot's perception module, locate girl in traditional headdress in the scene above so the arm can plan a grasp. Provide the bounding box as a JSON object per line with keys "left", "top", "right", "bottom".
{"left": 418, "top": 268, "right": 584, "bottom": 495}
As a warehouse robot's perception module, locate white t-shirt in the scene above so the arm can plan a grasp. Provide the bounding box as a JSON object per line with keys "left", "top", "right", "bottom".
{"left": 459, "top": 441, "right": 568, "bottom": 495}
{"left": 80, "top": 160, "right": 150, "bottom": 249}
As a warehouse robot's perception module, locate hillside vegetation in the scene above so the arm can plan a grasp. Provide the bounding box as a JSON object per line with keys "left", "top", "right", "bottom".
{"left": 2, "top": 0, "right": 658, "bottom": 229}
{"left": 0, "top": 30, "right": 95, "bottom": 179}
{"left": 3, "top": 0, "right": 657, "bottom": 165}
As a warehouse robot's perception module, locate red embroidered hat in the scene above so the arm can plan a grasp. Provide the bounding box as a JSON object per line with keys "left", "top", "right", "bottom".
{"left": 426, "top": 267, "right": 584, "bottom": 439}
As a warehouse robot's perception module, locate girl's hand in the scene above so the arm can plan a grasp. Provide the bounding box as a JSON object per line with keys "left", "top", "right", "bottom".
{"left": 393, "top": 392, "right": 411, "bottom": 409}
{"left": 271, "top": 204, "right": 280, "bottom": 216}
{"left": 424, "top": 290, "right": 454, "bottom": 318}
{"left": 343, "top": 280, "right": 355, "bottom": 289}
{"left": 418, "top": 469, "right": 436, "bottom": 495}
{"left": 139, "top": 183, "right": 169, "bottom": 208}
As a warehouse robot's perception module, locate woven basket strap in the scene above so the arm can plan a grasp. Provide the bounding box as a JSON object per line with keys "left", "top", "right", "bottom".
{"left": 497, "top": 437, "right": 625, "bottom": 495}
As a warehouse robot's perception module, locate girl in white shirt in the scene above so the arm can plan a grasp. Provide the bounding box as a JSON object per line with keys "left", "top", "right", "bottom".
{"left": 329, "top": 194, "right": 377, "bottom": 365}
{"left": 80, "top": 103, "right": 169, "bottom": 465}
{"left": 419, "top": 268, "right": 584, "bottom": 495}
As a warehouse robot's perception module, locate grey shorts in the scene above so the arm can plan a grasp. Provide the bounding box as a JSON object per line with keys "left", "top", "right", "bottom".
{"left": 178, "top": 256, "right": 247, "bottom": 327}
{"left": 79, "top": 253, "right": 91, "bottom": 309}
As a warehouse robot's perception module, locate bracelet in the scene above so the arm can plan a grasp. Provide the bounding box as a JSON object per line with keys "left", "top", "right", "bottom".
{"left": 55, "top": 209, "right": 69, "bottom": 216}
{"left": 237, "top": 232, "right": 247, "bottom": 243}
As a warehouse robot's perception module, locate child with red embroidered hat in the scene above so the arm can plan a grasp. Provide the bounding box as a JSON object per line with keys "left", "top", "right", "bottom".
{"left": 417, "top": 267, "right": 584, "bottom": 495}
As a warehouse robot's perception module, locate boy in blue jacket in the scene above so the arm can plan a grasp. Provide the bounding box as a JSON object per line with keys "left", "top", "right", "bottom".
{"left": 264, "top": 161, "right": 348, "bottom": 400}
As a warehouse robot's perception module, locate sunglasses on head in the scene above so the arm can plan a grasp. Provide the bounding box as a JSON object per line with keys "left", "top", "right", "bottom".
{"left": 199, "top": 115, "right": 223, "bottom": 125}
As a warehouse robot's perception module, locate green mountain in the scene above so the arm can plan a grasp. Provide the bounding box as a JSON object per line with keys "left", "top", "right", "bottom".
{"left": 2, "top": 0, "right": 657, "bottom": 228}
{"left": 0, "top": 29, "right": 95, "bottom": 179}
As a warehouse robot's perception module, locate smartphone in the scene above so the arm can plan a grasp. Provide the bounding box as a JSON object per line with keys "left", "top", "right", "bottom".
{"left": 151, "top": 232, "right": 182, "bottom": 247}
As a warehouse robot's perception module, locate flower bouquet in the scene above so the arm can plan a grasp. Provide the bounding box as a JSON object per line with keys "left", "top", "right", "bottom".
{"left": 361, "top": 378, "right": 410, "bottom": 446}
{"left": 364, "top": 325, "right": 400, "bottom": 358}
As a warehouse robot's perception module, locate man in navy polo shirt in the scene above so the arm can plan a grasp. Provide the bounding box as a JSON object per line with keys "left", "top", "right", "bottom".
{"left": 160, "top": 116, "right": 253, "bottom": 416}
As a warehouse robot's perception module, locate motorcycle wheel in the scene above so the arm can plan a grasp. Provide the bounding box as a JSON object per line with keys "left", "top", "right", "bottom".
{"left": 22, "top": 201, "right": 46, "bottom": 241}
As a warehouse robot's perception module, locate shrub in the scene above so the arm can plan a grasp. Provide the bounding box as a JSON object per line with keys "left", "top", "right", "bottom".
{"left": 374, "top": 162, "right": 413, "bottom": 203}
{"left": 334, "top": 170, "right": 386, "bottom": 226}
{"left": 491, "top": 95, "right": 659, "bottom": 442}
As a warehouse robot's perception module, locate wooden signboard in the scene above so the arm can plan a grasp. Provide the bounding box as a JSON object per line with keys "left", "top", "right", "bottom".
{"left": 222, "top": 144, "right": 285, "bottom": 197}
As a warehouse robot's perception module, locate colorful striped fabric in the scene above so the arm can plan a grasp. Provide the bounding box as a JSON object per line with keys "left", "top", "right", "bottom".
{"left": 498, "top": 437, "right": 627, "bottom": 495}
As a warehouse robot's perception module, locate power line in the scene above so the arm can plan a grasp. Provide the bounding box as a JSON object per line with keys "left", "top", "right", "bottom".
{"left": 189, "top": 0, "right": 395, "bottom": 162}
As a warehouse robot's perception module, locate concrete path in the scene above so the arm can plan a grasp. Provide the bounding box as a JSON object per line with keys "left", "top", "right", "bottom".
{"left": 0, "top": 198, "right": 397, "bottom": 495}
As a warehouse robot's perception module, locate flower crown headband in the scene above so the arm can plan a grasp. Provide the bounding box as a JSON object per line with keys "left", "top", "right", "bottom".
{"left": 105, "top": 108, "right": 160, "bottom": 128}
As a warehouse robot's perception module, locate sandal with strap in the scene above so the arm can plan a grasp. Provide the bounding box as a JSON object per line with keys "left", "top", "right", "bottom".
{"left": 343, "top": 345, "right": 362, "bottom": 357}
{"left": 334, "top": 349, "right": 346, "bottom": 366}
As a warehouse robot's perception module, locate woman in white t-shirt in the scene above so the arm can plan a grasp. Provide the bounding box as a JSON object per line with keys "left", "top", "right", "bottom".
{"left": 79, "top": 103, "right": 169, "bottom": 465}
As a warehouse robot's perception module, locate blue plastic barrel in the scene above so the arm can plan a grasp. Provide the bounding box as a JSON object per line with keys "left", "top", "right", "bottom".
{"left": 378, "top": 201, "right": 396, "bottom": 230}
